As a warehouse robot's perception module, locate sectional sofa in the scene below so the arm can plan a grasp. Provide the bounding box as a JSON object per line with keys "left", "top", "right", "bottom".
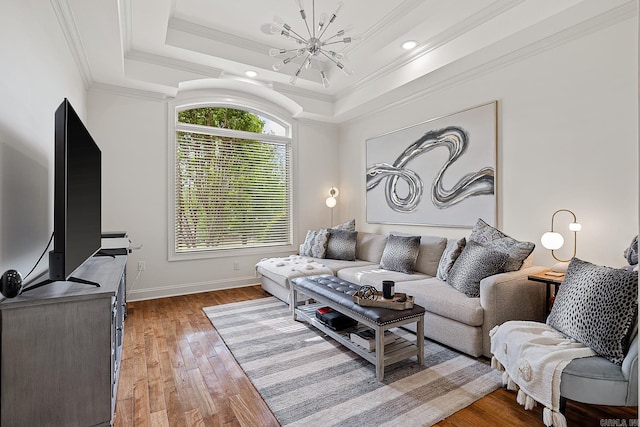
{"left": 256, "top": 222, "right": 548, "bottom": 358}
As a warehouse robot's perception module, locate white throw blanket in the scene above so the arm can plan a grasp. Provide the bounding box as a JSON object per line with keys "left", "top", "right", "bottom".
{"left": 490, "top": 321, "right": 597, "bottom": 427}
{"left": 255, "top": 256, "right": 333, "bottom": 283}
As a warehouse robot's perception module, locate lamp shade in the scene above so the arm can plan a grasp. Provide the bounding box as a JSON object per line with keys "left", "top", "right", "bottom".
{"left": 325, "top": 196, "right": 336, "bottom": 208}
{"left": 569, "top": 222, "right": 582, "bottom": 232}
{"left": 541, "top": 232, "right": 564, "bottom": 250}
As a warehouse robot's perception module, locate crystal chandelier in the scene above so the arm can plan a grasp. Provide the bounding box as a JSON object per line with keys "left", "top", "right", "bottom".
{"left": 269, "top": 0, "right": 356, "bottom": 88}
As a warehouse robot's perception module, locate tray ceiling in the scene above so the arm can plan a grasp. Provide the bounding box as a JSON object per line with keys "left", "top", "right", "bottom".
{"left": 62, "top": 0, "right": 635, "bottom": 121}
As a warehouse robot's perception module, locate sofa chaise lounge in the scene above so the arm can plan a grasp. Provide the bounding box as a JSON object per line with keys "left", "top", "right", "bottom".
{"left": 256, "top": 225, "right": 547, "bottom": 358}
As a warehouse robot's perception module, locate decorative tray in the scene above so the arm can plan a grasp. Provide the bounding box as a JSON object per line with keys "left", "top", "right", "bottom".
{"left": 353, "top": 291, "right": 414, "bottom": 310}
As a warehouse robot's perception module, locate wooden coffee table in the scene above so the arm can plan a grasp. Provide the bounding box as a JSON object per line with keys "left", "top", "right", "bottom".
{"left": 291, "top": 275, "right": 425, "bottom": 381}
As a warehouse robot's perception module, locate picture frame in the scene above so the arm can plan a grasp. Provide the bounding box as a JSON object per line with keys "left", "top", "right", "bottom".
{"left": 365, "top": 101, "right": 497, "bottom": 228}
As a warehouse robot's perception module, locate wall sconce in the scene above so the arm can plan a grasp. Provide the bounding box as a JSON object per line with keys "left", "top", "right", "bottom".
{"left": 325, "top": 187, "right": 339, "bottom": 226}
{"left": 540, "top": 209, "right": 581, "bottom": 272}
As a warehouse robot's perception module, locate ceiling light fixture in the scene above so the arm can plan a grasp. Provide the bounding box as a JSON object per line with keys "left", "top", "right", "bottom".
{"left": 245, "top": 70, "right": 258, "bottom": 78}
{"left": 268, "top": 0, "right": 359, "bottom": 88}
{"left": 402, "top": 40, "right": 418, "bottom": 50}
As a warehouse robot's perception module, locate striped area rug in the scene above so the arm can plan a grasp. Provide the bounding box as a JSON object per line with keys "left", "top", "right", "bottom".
{"left": 203, "top": 297, "right": 501, "bottom": 426}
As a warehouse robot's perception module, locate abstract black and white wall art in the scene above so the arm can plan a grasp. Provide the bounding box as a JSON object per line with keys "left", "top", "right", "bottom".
{"left": 366, "top": 101, "right": 497, "bottom": 228}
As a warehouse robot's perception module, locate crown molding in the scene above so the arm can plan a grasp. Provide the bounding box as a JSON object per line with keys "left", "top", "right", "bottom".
{"left": 341, "top": 0, "right": 526, "bottom": 99}
{"left": 49, "top": 0, "right": 93, "bottom": 88}
{"left": 295, "top": 116, "right": 340, "bottom": 128}
{"left": 118, "top": 0, "right": 133, "bottom": 53}
{"left": 126, "top": 49, "right": 224, "bottom": 78}
{"left": 272, "top": 82, "right": 335, "bottom": 103}
{"left": 340, "top": 0, "right": 638, "bottom": 124}
{"left": 90, "top": 82, "right": 170, "bottom": 101}
{"left": 168, "top": 17, "right": 269, "bottom": 55}
{"left": 342, "top": 0, "right": 424, "bottom": 56}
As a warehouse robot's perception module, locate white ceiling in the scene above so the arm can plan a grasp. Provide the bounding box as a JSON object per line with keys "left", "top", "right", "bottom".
{"left": 61, "top": 0, "right": 635, "bottom": 121}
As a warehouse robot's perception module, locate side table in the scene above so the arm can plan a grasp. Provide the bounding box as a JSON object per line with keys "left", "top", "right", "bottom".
{"left": 528, "top": 270, "right": 565, "bottom": 314}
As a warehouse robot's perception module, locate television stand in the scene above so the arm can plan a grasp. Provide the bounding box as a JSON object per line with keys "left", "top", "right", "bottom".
{"left": 21, "top": 276, "right": 100, "bottom": 294}
{"left": 0, "top": 255, "right": 126, "bottom": 426}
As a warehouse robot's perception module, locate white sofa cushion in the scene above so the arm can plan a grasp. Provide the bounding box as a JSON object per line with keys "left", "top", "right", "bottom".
{"left": 336, "top": 265, "right": 429, "bottom": 288}
{"left": 396, "top": 278, "right": 484, "bottom": 326}
{"left": 255, "top": 256, "right": 334, "bottom": 288}
{"left": 355, "top": 232, "right": 388, "bottom": 263}
{"left": 316, "top": 258, "right": 377, "bottom": 274}
{"left": 415, "top": 235, "right": 448, "bottom": 276}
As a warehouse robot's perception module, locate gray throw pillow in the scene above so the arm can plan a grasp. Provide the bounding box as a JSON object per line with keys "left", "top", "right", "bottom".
{"left": 624, "top": 235, "right": 638, "bottom": 265}
{"left": 468, "top": 218, "right": 534, "bottom": 272}
{"left": 379, "top": 234, "right": 421, "bottom": 274}
{"left": 437, "top": 237, "right": 466, "bottom": 281}
{"left": 300, "top": 229, "right": 329, "bottom": 258}
{"left": 326, "top": 229, "right": 357, "bottom": 261}
{"left": 447, "top": 240, "right": 509, "bottom": 297}
{"left": 547, "top": 258, "right": 638, "bottom": 365}
{"left": 332, "top": 218, "right": 355, "bottom": 232}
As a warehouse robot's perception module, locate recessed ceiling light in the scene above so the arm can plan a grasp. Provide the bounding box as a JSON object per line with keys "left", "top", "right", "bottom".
{"left": 245, "top": 70, "right": 258, "bottom": 78}
{"left": 402, "top": 40, "right": 418, "bottom": 50}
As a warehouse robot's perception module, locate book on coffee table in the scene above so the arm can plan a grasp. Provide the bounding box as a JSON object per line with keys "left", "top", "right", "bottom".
{"left": 349, "top": 327, "right": 395, "bottom": 351}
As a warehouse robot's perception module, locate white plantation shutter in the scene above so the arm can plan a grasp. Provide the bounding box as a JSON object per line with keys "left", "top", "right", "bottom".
{"left": 174, "top": 120, "right": 292, "bottom": 253}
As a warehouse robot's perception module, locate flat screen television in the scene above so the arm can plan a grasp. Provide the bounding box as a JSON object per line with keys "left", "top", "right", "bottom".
{"left": 26, "top": 98, "right": 102, "bottom": 291}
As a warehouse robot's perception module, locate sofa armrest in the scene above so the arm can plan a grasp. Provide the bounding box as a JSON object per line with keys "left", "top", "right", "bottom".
{"left": 479, "top": 266, "right": 548, "bottom": 357}
{"left": 623, "top": 334, "right": 638, "bottom": 405}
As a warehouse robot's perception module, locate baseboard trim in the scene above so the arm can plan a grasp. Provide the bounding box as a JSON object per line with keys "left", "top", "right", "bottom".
{"left": 126, "top": 276, "right": 260, "bottom": 301}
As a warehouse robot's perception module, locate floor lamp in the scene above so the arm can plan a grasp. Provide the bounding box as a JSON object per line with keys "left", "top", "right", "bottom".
{"left": 325, "top": 187, "right": 339, "bottom": 226}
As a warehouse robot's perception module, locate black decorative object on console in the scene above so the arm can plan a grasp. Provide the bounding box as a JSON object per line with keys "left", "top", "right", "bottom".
{"left": 1, "top": 270, "right": 23, "bottom": 298}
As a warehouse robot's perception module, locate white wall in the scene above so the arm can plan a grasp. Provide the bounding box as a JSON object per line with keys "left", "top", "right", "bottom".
{"left": 0, "top": 0, "right": 86, "bottom": 281}
{"left": 88, "top": 87, "right": 339, "bottom": 300}
{"left": 91, "top": 14, "right": 636, "bottom": 301}
{"left": 338, "top": 16, "right": 638, "bottom": 268}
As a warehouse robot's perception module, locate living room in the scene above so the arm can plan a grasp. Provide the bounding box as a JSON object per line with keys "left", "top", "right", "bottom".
{"left": 0, "top": 0, "right": 637, "bottom": 426}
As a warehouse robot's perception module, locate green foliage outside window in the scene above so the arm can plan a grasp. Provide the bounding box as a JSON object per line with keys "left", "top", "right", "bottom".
{"left": 178, "top": 107, "right": 265, "bottom": 133}
{"left": 175, "top": 108, "right": 290, "bottom": 252}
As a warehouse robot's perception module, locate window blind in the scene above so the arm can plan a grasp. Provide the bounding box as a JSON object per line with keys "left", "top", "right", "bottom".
{"left": 175, "top": 131, "right": 292, "bottom": 252}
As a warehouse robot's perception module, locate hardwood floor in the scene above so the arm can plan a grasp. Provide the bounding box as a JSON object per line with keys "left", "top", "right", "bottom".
{"left": 114, "top": 286, "right": 637, "bottom": 426}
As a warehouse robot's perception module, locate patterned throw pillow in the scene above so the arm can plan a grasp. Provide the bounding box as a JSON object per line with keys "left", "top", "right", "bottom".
{"left": 437, "top": 237, "right": 466, "bottom": 281}
{"left": 447, "top": 240, "right": 509, "bottom": 297}
{"left": 379, "top": 234, "right": 421, "bottom": 274}
{"left": 468, "top": 218, "right": 535, "bottom": 272}
{"left": 326, "top": 229, "right": 357, "bottom": 261}
{"left": 547, "top": 258, "right": 638, "bottom": 365}
{"left": 332, "top": 218, "right": 356, "bottom": 232}
{"left": 300, "top": 229, "right": 329, "bottom": 258}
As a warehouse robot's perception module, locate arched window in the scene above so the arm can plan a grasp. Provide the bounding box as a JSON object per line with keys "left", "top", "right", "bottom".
{"left": 170, "top": 104, "right": 292, "bottom": 258}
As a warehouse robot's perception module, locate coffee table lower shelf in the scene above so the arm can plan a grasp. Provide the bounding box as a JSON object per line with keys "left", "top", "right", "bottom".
{"left": 294, "top": 303, "right": 423, "bottom": 380}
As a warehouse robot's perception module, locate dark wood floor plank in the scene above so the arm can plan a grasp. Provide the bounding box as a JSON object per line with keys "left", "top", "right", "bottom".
{"left": 115, "top": 285, "right": 637, "bottom": 427}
